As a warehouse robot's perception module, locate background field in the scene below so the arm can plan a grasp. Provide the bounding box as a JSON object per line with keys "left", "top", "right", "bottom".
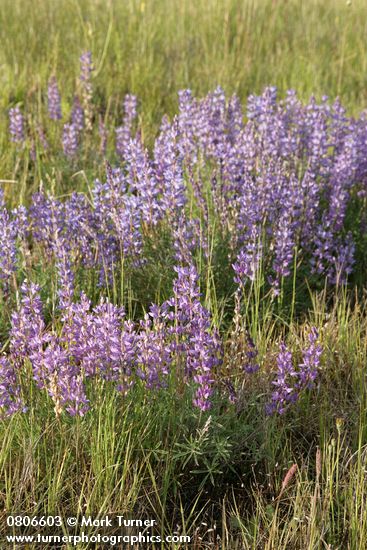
{"left": 1, "top": 0, "right": 367, "bottom": 195}
{"left": 1, "top": 1, "right": 367, "bottom": 549}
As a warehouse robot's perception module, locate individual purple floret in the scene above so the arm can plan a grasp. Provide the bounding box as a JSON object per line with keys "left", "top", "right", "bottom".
{"left": 47, "top": 76, "right": 62, "bottom": 120}
{"left": 9, "top": 106, "right": 25, "bottom": 144}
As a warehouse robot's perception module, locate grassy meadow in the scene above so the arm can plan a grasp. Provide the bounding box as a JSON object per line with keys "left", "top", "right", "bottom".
{"left": 1, "top": 1, "right": 367, "bottom": 549}
{"left": 1, "top": 0, "right": 367, "bottom": 198}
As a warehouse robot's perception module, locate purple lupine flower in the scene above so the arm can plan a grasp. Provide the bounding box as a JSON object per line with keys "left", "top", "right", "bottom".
{"left": 115, "top": 125, "right": 129, "bottom": 159}
{"left": 227, "top": 94, "right": 244, "bottom": 144}
{"left": 64, "top": 192, "right": 95, "bottom": 267}
{"left": 172, "top": 214, "right": 203, "bottom": 265}
{"left": 298, "top": 328, "right": 322, "bottom": 389}
{"left": 61, "top": 293, "right": 97, "bottom": 376}
{"left": 98, "top": 117, "right": 108, "bottom": 155}
{"left": 244, "top": 335, "right": 260, "bottom": 374}
{"left": 154, "top": 120, "right": 186, "bottom": 217}
{"left": 0, "top": 356, "right": 26, "bottom": 417}
{"left": 233, "top": 225, "right": 262, "bottom": 285}
{"left": 312, "top": 225, "right": 355, "bottom": 284}
{"left": 80, "top": 50, "right": 93, "bottom": 83}
{"left": 177, "top": 89, "right": 198, "bottom": 162}
{"left": 47, "top": 76, "right": 62, "bottom": 120}
{"left": 29, "top": 192, "right": 64, "bottom": 255}
{"left": 71, "top": 96, "right": 84, "bottom": 132}
{"left": 172, "top": 263, "right": 222, "bottom": 411}
{"left": 136, "top": 307, "right": 171, "bottom": 390}
{"left": 117, "top": 319, "right": 137, "bottom": 393}
{"left": 266, "top": 342, "right": 298, "bottom": 415}
{"left": 88, "top": 299, "right": 125, "bottom": 380}
{"left": 93, "top": 165, "right": 143, "bottom": 285}
{"left": 267, "top": 329, "right": 322, "bottom": 415}
{"left": 115, "top": 94, "right": 138, "bottom": 159}
{"left": 62, "top": 123, "right": 79, "bottom": 158}
{"left": 0, "top": 190, "right": 17, "bottom": 291}
{"left": 271, "top": 214, "right": 295, "bottom": 295}
{"left": 79, "top": 51, "right": 93, "bottom": 131}
{"left": 332, "top": 233, "right": 355, "bottom": 285}
{"left": 10, "top": 281, "right": 45, "bottom": 365}
{"left": 55, "top": 246, "right": 75, "bottom": 311}
{"left": 58, "top": 373, "right": 89, "bottom": 417}
{"left": 9, "top": 106, "right": 25, "bottom": 144}
{"left": 34, "top": 334, "right": 89, "bottom": 417}
{"left": 123, "top": 94, "right": 138, "bottom": 124}
{"left": 12, "top": 205, "right": 28, "bottom": 241}
{"left": 223, "top": 379, "right": 237, "bottom": 404}
{"left": 126, "top": 136, "right": 161, "bottom": 225}
{"left": 189, "top": 316, "right": 222, "bottom": 411}
{"left": 110, "top": 193, "right": 142, "bottom": 258}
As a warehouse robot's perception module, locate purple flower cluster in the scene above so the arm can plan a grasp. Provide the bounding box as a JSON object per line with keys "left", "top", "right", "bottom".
{"left": 47, "top": 76, "right": 62, "bottom": 120}
{"left": 0, "top": 197, "right": 17, "bottom": 290}
{"left": 71, "top": 96, "right": 84, "bottom": 132}
{"left": 0, "top": 190, "right": 27, "bottom": 293}
{"left": 79, "top": 51, "right": 93, "bottom": 131}
{"left": 12, "top": 59, "right": 367, "bottom": 290}
{"left": 3, "top": 80, "right": 365, "bottom": 419}
{"left": 116, "top": 94, "right": 138, "bottom": 160}
{"left": 0, "top": 261, "right": 222, "bottom": 417}
{"left": 9, "top": 106, "right": 25, "bottom": 144}
{"left": 243, "top": 335, "right": 259, "bottom": 375}
{"left": 11, "top": 56, "right": 367, "bottom": 272}
{"left": 62, "top": 123, "right": 79, "bottom": 158}
{"left": 0, "top": 356, "right": 25, "bottom": 417}
{"left": 266, "top": 328, "right": 322, "bottom": 415}
{"left": 171, "top": 264, "right": 222, "bottom": 410}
